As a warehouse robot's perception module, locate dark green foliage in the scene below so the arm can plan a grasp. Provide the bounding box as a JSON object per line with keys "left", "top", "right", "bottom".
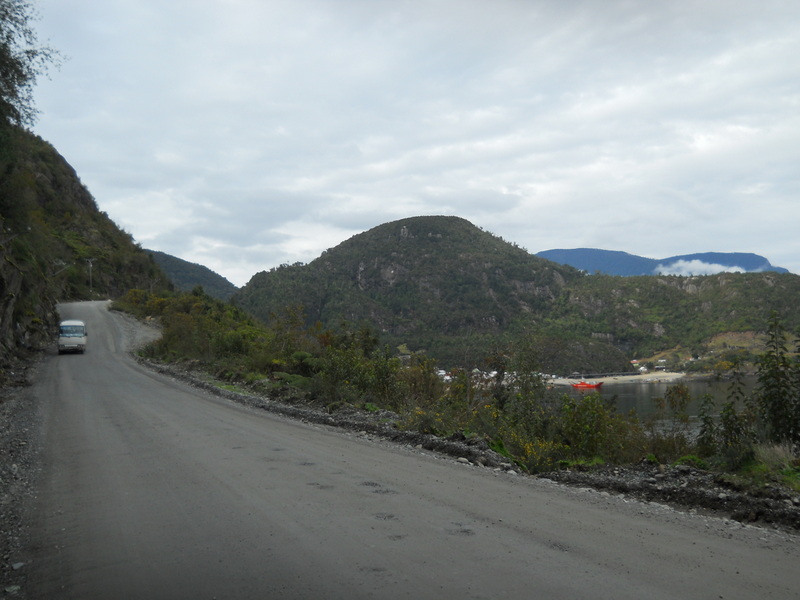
{"left": 755, "top": 312, "right": 800, "bottom": 446}
{"left": 317, "top": 344, "right": 401, "bottom": 410}
{"left": 696, "top": 368, "right": 758, "bottom": 469}
{"left": 696, "top": 318, "right": 800, "bottom": 470}
{"left": 396, "top": 354, "right": 444, "bottom": 410}
{"left": 0, "top": 0, "right": 61, "bottom": 126}
{"left": 512, "top": 327, "right": 632, "bottom": 376}
{"left": 126, "top": 286, "right": 800, "bottom": 480}
{"left": 697, "top": 392, "right": 756, "bottom": 470}
{"left": 116, "top": 288, "right": 268, "bottom": 372}
{"left": 696, "top": 393, "right": 720, "bottom": 458}
{"left": 717, "top": 400, "right": 757, "bottom": 469}
{"left": 560, "top": 393, "right": 644, "bottom": 463}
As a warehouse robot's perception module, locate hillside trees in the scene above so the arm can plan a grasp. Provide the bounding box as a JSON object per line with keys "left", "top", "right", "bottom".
{"left": 694, "top": 313, "right": 800, "bottom": 471}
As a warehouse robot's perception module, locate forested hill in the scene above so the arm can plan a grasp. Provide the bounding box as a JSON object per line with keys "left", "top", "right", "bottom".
{"left": 233, "top": 216, "right": 633, "bottom": 371}
{"left": 148, "top": 250, "right": 237, "bottom": 300}
{"left": 235, "top": 216, "right": 582, "bottom": 330}
{"left": 555, "top": 271, "right": 800, "bottom": 357}
{"left": 0, "top": 127, "right": 169, "bottom": 370}
{"left": 233, "top": 216, "right": 800, "bottom": 370}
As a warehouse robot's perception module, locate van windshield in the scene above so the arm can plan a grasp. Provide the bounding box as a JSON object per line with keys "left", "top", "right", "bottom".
{"left": 60, "top": 325, "right": 85, "bottom": 337}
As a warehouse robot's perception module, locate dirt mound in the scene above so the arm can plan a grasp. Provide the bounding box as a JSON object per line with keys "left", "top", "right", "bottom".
{"left": 540, "top": 464, "right": 800, "bottom": 531}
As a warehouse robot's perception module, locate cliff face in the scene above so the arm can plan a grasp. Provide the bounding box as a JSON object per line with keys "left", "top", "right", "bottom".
{"left": 0, "top": 128, "right": 168, "bottom": 372}
{"left": 0, "top": 238, "right": 56, "bottom": 362}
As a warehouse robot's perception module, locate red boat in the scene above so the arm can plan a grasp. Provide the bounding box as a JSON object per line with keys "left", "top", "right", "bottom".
{"left": 571, "top": 381, "right": 603, "bottom": 390}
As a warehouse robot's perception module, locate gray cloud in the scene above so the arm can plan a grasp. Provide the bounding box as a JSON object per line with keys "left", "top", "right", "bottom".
{"left": 32, "top": 0, "right": 800, "bottom": 286}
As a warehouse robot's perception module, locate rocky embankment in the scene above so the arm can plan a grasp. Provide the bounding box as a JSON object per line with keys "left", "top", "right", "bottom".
{"left": 540, "top": 463, "right": 800, "bottom": 531}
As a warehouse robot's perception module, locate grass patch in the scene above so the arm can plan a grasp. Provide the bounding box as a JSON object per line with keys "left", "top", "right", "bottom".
{"left": 779, "top": 468, "right": 800, "bottom": 493}
{"left": 674, "top": 455, "right": 708, "bottom": 470}
{"left": 218, "top": 383, "right": 249, "bottom": 394}
{"left": 557, "top": 457, "right": 606, "bottom": 470}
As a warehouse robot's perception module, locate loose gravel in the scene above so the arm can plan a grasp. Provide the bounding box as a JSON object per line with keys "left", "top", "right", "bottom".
{"left": 1, "top": 355, "right": 44, "bottom": 596}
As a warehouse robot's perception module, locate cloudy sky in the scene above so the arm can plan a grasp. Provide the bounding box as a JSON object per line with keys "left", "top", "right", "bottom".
{"left": 32, "top": 0, "right": 800, "bottom": 286}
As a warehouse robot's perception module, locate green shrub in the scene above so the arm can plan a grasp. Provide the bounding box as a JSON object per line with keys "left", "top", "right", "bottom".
{"left": 560, "top": 393, "right": 644, "bottom": 463}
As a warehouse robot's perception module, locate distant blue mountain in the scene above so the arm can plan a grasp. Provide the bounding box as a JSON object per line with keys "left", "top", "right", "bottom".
{"left": 536, "top": 249, "right": 788, "bottom": 276}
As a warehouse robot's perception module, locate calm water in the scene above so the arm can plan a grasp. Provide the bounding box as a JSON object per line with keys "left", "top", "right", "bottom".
{"left": 572, "top": 376, "right": 758, "bottom": 419}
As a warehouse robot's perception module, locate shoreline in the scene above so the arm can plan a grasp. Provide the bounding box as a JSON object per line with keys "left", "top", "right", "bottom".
{"left": 553, "top": 371, "right": 686, "bottom": 386}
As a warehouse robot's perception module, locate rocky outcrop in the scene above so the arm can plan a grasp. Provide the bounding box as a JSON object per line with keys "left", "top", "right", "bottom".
{"left": 0, "top": 227, "right": 59, "bottom": 370}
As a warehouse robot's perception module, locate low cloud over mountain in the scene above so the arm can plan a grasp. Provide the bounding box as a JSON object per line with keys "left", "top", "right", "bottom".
{"left": 654, "top": 260, "right": 746, "bottom": 276}
{"left": 537, "top": 249, "right": 788, "bottom": 277}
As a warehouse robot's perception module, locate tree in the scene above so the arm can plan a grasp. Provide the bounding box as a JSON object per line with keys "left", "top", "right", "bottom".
{"left": 755, "top": 312, "right": 800, "bottom": 447}
{"left": 0, "top": 0, "right": 60, "bottom": 127}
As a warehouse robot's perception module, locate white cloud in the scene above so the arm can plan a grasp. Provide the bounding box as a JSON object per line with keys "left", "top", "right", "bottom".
{"left": 654, "top": 260, "right": 746, "bottom": 277}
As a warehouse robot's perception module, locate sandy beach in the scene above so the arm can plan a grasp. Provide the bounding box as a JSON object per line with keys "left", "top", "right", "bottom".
{"left": 553, "top": 372, "right": 686, "bottom": 386}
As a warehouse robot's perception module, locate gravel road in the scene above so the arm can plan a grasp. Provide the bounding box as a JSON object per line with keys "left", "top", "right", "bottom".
{"left": 2, "top": 301, "right": 799, "bottom": 599}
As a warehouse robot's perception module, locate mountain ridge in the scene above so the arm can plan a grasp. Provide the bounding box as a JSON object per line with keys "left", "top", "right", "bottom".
{"left": 536, "top": 248, "right": 787, "bottom": 276}
{"left": 147, "top": 250, "right": 238, "bottom": 300}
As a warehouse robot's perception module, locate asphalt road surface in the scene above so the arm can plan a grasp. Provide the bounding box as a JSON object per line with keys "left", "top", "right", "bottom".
{"left": 23, "top": 301, "right": 800, "bottom": 599}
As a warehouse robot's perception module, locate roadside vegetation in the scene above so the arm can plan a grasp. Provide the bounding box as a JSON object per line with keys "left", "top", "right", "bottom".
{"left": 113, "top": 288, "right": 800, "bottom": 492}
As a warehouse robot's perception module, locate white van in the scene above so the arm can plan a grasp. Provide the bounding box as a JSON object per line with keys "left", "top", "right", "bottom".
{"left": 58, "top": 319, "right": 88, "bottom": 354}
